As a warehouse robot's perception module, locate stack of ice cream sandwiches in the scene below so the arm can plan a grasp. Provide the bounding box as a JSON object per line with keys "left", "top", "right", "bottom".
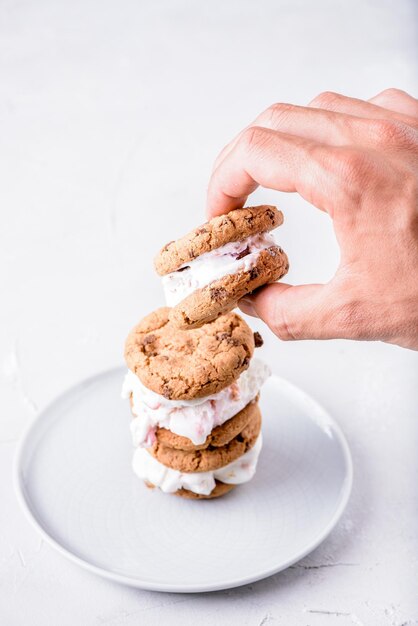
{"left": 122, "top": 205, "right": 288, "bottom": 499}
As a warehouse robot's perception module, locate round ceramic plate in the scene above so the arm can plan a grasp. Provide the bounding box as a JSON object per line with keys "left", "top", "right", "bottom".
{"left": 14, "top": 368, "right": 352, "bottom": 592}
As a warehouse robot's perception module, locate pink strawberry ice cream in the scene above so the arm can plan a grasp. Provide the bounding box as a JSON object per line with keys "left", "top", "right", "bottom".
{"left": 121, "top": 358, "right": 270, "bottom": 447}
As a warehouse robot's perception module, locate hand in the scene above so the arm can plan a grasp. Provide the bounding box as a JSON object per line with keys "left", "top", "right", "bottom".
{"left": 206, "top": 89, "right": 418, "bottom": 350}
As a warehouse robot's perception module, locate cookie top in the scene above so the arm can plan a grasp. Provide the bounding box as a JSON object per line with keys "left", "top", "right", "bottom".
{"left": 154, "top": 205, "right": 283, "bottom": 275}
{"left": 124, "top": 307, "right": 255, "bottom": 400}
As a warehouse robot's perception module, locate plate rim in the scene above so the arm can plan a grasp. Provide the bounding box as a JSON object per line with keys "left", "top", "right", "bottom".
{"left": 14, "top": 366, "right": 353, "bottom": 593}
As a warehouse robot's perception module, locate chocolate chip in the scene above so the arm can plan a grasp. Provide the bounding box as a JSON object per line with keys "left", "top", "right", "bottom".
{"left": 249, "top": 267, "right": 259, "bottom": 280}
{"left": 142, "top": 334, "right": 156, "bottom": 346}
{"left": 215, "top": 332, "right": 240, "bottom": 346}
{"left": 235, "top": 246, "right": 250, "bottom": 260}
{"left": 210, "top": 287, "right": 227, "bottom": 301}
{"left": 253, "top": 331, "right": 264, "bottom": 347}
{"left": 140, "top": 334, "right": 157, "bottom": 355}
{"left": 162, "top": 385, "right": 172, "bottom": 399}
{"left": 266, "top": 208, "right": 275, "bottom": 223}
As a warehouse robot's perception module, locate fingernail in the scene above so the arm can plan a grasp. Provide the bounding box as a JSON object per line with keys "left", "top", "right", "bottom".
{"left": 239, "top": 297, "right": 258, "bottom": 318}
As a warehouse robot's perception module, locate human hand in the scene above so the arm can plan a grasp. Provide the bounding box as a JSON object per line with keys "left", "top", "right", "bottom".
{"left": 206, "top": 89, "right": 418, "bottom": 350}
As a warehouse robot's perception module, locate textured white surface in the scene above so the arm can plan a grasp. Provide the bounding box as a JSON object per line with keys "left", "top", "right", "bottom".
{"left": 15, "top": 371, "right": 351, "bottom": 590}
{"left": 0, "top": 0, "right": 417, "bottom": 624}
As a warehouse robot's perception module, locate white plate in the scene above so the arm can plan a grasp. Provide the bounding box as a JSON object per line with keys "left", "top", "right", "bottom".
{"left": 14, "top": 368, "right": 352, "bottom": 592}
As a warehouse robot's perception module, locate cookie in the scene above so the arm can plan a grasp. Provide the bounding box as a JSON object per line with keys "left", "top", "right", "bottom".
{"left": 151, "top": 397, "right": 259, "bottom": 451}
{"left": 174, "top": 481, "right": 235, "bottom": 499}
{"left": 148, "top": 404, "right": 261, "bottom": 472}
{"left": 155, "top": 205, "right": 283, "bottom": 275}
{"left": 154, "top": 205, "right": 288, "bottom": 330}
{"left": 124, "top": 308, "right": 255, "bottom": 400}
{"left": 145, "top": 479, "right": 235, "bottom": 499}
{"left": 169, "top": 245, "right": 288, "bottom": 329}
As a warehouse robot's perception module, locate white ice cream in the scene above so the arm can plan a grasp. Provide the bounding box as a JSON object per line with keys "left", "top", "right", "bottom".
{"left": 122, "top": 358, "right": 270, "bottom": 447}
{"left": 132, "top": 434, "right": 263, "bottom": 495}
{"left": 162, "top": 232, "right": 277, "bottom": 307}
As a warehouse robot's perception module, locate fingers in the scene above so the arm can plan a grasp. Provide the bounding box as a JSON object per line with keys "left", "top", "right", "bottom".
{"left": 207, "top": 89, "right": 418, "bottom": 218}
{"left": 206, "top": 125, "right": 376, "bottom": 218}
{"left": 238, "top": 281, "right": 373, "bottom": 342}
{"left": 213, "top": 123, "right": 254, "bottom": 173}
{"left": 212, "top": 104, "right": 416, "bottom": 173}
{"left": 238, "top": 282, "right": 342, "bottom": 341}
{"left": 368, "top": 88, "right": 418, "bottom": 119}
{"left": 207, "top": 127, "right": 321, "bottom": 217}
{"left": 309, "top": 90, "right": 418, "bottom": 129}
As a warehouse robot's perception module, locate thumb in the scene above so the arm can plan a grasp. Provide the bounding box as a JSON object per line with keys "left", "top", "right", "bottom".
{"left": 239, "top": 282, "right": 343, "bottom": 341}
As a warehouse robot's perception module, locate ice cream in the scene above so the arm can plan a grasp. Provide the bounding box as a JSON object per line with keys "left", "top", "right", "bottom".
{"left": 133, "top": 434, "right": 263, "bottom": 495}
{"left": 122, "top": 358, "right": 270, "bottom": 447}
{"left": 161, "top": 232, "right": 277, "bottom": 307}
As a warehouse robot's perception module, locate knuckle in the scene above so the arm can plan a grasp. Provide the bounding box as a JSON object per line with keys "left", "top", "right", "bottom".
{"left": 376, "top": 87, "right": 407, "bottom": 100}
{"left": 240, "top": 125, "right": 270, "bottom": 154}
{"left": 270, "top": 304, "right": 300, "bottom": 342}
{"left": 309, "top": 90, "right": 342, "bottom": 109}
{"left": 396, "top": 172, "right": 418, "bottom": 228}
{"left": 367, "top": 118, "right": 412, "bottom": 145}
{"left": 403, "top": 170, "right": 418, "bottom": 202}
{"left": 271, "top": 315, "right": 297, "bottom": 341}
{"left": 263, "top": 102, "right": 296, "bottom": 126}
{"left": 333, "top": 148, "right": 372, "bottom": 188}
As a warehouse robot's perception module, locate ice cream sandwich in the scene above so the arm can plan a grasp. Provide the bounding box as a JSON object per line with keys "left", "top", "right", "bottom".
{"left": 154, "top": 205, "right": 289, "bottom": 329}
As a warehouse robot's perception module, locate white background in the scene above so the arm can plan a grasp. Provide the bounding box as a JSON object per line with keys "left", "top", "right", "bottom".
{"left": 1, "top": 0, "right": 417, "bottom": 624}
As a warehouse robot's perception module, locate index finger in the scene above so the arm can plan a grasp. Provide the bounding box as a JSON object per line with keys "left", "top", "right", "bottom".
{"left": 206, "top": 125, "right": 362, "bottom": 218}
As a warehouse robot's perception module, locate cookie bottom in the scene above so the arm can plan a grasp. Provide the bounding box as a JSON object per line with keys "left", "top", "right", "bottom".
{"left": 149, "top": 404, "right": 262, "bottom": 472}
{"left": 169, "top": 245, "right": 289, "bottom": 329}
{"left": 146, "top": 480, "right": 235, "bottom": 499}
{"left": 137, "top": 433, "right": 263, "bottom": 497}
